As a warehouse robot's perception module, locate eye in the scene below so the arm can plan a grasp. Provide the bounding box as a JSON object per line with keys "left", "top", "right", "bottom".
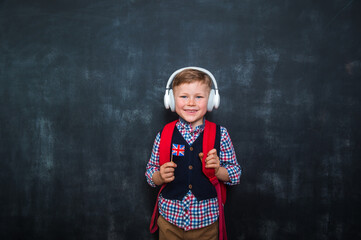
{"left": 180, "top": 96, "right": 187, "bottom": 99}
{"left": 196, "top": 96, "right": 204, "bottom": 99}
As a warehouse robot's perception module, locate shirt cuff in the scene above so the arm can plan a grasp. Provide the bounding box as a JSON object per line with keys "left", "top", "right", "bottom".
{"left": 145, "top": 167, "right": 158, "bottom": 188}
{"left": 224, "top": 165, "right": 241, "bottom": 185}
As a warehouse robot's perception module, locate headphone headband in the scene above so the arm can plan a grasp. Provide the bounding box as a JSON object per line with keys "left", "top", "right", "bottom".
{"left": 165, "top": 66, "right": 218, "bottom": 90}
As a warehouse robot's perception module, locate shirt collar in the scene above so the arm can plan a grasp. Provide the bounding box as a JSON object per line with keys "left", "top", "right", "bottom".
{"left": 178, "top": 117, "right": 205, "bottom": 132}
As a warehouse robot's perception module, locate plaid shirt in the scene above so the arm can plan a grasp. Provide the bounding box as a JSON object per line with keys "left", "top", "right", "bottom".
{"left": 146, "top": 118, "right": 241, "bottom": 231}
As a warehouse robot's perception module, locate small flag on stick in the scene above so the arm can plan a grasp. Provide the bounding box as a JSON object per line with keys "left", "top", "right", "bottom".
{"left": 171, "top": 144, "right": 185, "bottom": 161}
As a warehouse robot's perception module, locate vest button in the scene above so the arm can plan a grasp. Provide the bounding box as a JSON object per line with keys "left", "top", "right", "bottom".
{"left": 188, "top": 184, "right": 192, "bottom": 189}
{"left": 188, "top": 165, "right": 193, "bottom": 170}
{"left": 190, "top": 147, "right": 193, "bottom": 151}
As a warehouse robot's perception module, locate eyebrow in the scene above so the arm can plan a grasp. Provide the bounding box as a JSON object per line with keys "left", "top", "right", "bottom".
{"left": 178, "top": 92, "right": 207, "bottom": 95}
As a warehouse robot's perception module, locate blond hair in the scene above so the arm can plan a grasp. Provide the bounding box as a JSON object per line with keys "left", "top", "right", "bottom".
{"left": 172, "top": 69, "right": 212, "bottom": 89}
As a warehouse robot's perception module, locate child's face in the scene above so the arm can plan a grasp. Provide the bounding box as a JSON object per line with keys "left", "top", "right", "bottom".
{"left": 173, "top": 81, "right": 210, "bottom": 129}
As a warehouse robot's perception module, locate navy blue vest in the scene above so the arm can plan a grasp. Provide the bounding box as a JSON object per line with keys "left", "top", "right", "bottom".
{"left": 162, "top": 125, "right": 221, "bottom": 201}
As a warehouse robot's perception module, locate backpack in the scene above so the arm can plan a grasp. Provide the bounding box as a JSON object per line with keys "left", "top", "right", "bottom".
{"left": 149, "top": 120, "right": 227, "bottom": 240}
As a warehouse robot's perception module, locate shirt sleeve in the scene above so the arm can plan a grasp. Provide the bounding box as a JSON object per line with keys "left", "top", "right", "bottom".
{"left": 145, "top": 132, "right": 161, "bottom": 187}
{"left": 219, "top": 126, "right": 241, "bottom": 185}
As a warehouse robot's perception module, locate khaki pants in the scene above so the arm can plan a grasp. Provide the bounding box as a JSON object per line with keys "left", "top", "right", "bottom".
{"left": 157, "top": 215, "right": 218, "bottom": 240}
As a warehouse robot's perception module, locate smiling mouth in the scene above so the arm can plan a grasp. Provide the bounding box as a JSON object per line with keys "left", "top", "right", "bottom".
{"left": 185, "top": 109, "right": 198, "bottom": 113}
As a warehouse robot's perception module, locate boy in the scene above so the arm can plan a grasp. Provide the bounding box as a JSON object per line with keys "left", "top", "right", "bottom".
{"left": 146, "top": 67, "right": 241, "bottom": 240}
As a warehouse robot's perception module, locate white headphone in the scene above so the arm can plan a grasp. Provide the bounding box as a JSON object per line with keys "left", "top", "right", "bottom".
{"left": 164, "top": 66, "right": 220, "bottom": 112}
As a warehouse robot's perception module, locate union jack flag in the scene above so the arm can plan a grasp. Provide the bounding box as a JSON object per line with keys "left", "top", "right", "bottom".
{"left": 172, "top": 144, "right": 185, "bottom": 156}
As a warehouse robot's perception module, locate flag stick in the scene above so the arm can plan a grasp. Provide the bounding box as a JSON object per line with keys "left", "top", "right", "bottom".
{"left": 171, "top": 153, "right": 173, "bottom": 162}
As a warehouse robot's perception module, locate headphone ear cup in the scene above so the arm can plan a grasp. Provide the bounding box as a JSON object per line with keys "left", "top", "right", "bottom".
{"left": 207, "top": 89, "right": 215, "bottom": 111}
{"left": 164, "top": 90, "right": 170, "bottom": 109}
{"left": 213, "top": 90, "right": 220, "bottom": 109}
{"left": 169, "top": 89, "right": 175, "bottom": 112}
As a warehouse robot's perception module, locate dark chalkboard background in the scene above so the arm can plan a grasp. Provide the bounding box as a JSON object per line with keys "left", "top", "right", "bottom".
{"left": 1, "top": 0, "right": 361, "bottom": 239}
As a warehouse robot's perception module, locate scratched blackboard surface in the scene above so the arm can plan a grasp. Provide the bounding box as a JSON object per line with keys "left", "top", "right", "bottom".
{"left": 1, "top": 0, "right": 360, "bottom": 239}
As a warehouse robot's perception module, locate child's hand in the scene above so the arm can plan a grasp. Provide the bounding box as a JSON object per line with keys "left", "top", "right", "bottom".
{"left": 159, "top": 162, "right": 177, "bottom": 183}
{"left": 199, "top": 149, "right": 220, "bottom": 175}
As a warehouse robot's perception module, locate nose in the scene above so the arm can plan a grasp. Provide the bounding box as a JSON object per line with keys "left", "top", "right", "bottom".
{"left": 188, "top": 97, "right": 195, "bottom": 106}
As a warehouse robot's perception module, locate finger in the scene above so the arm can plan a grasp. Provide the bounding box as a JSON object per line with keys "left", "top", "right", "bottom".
{"left": 164, "top": 165, "right": 177, "bottom": 171}
{"left": 164, "top": 176, "right": 175, "bottom": 183}
{"left": 162, "top": 165, "right": 175, "bottom": 172}
{"left": 163, "top": 162, "right": 177, "bottom": 168}
{"left": 207, "top": 149, "right": 217, "bottom": 156}
{"left": 164, "top": 168, "right": 175, "bottom": 174}
{"left": 163, "top": 172, "right": 174, "bottom": 179}
{"left": 205, "top": 155, "right": 219, "bottom": 163}
{"left": 199, "top": 152, "right": 204, "bottom": 160}
{"left": 164, "top": 162, "right": 175, "bottom": 167}
{"left": 161, "top": 170, "right": 174, "bottom": 179}
{"left": 205, "top": 158, "right": 219, "bottom": 166}
{"left": 163, "top": 170, "right": 175, "bottom": 177}
{"left": 206, "top": 163, "right": 219, "bottom": 169}
{"left": 206, "top": 158, "right": 218, "bottom": 163}
{"left": 205, "top": 159, "right": 218, "bottom": 166}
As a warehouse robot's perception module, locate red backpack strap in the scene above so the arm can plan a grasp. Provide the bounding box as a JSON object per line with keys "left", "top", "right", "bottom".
{"left": 202, "top": 120, "right": 218, "bottom": 182}
{"left": 150, "top": 120, "right": 177, "bottom": 233}
{"left": 159, "top": 120, "right": 178, "bottom": 166}
{"left": 202, "top": 120, "right": 228, "bottom": 240}
{"left": 149, "top": 184, "right": 166, "bottom": 233}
